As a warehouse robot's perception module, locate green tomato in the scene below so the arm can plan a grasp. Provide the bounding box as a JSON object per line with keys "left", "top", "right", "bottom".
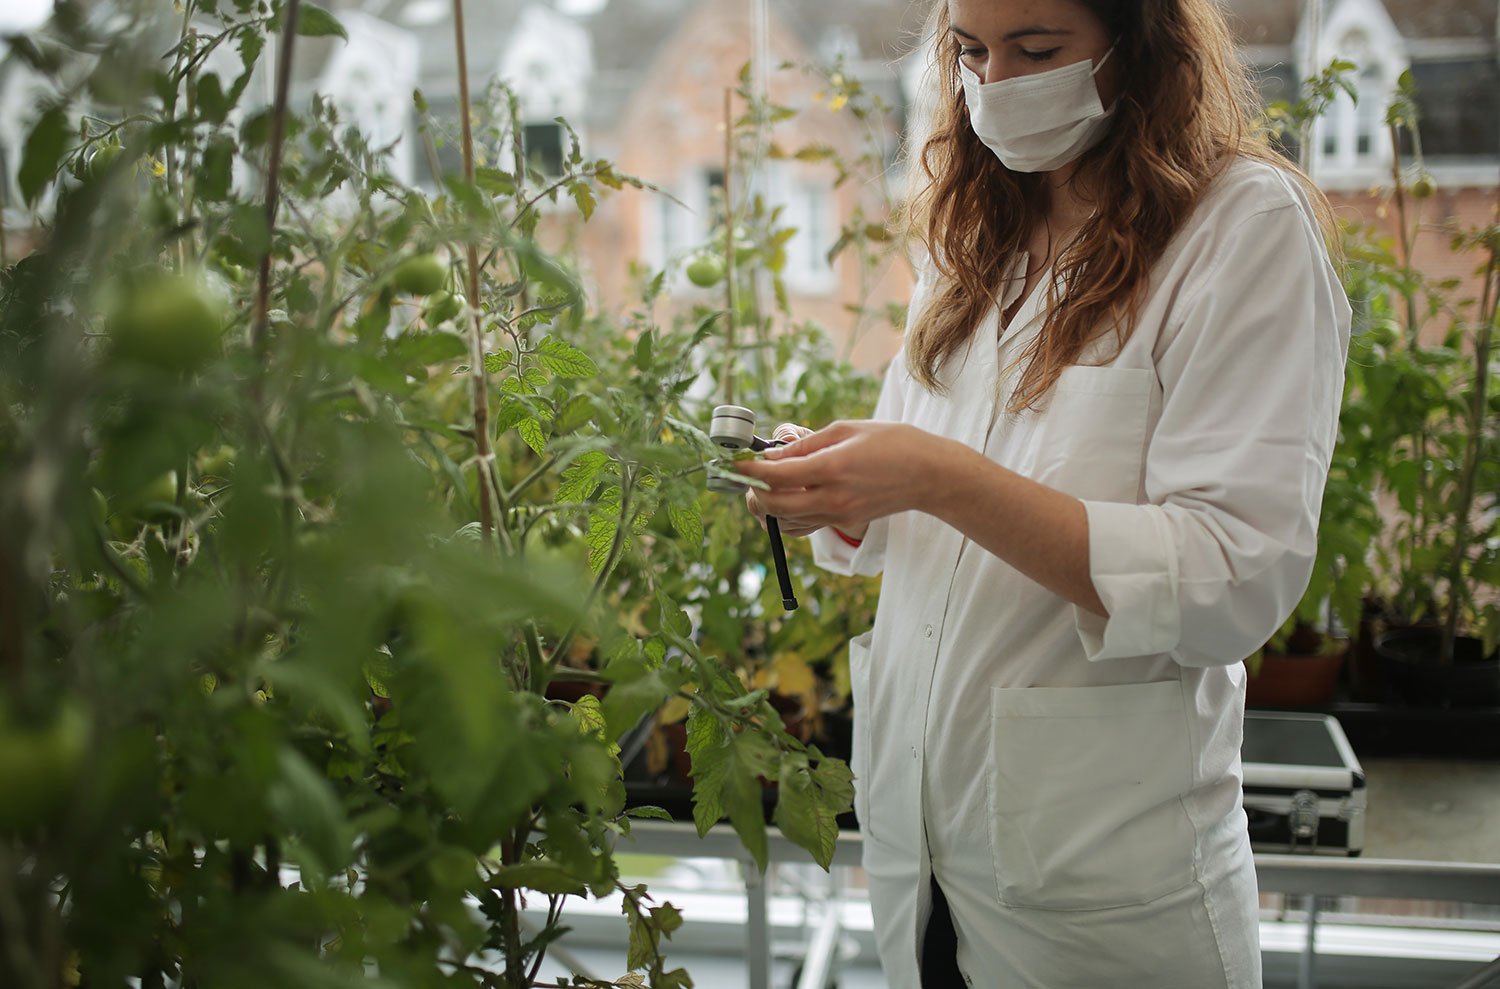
{"left": 1410, "top": 175, "right": 1436, "bottom": 200}
{"left": 199, "top": 444, "right": 235, "bottom": 478}
{"left": 88, "top": 143, "right": 126, "bottom": 181}
{"left": 686, "top": 255, "right": 725, "bottom": 288}
{"left": 0, "top": 700, "right": 88, "bottom": 832}
{"left": 126, "top": 470, "right": 179, "bottom": 522}
{"left": 107, "top": 273, "right": 225, "bottom": 374}
{"left": 390, "top": 253, "right": 448, "bottom": 296}
{"left": 422, "top": 290, "right": 464, "bottom": 325}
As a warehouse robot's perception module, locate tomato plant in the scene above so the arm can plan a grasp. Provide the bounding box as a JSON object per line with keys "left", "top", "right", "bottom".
{"left": 0, "top": 3, "right": 873, "bottom": 988}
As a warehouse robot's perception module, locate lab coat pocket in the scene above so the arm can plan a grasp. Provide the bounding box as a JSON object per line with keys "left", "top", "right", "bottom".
{"left": 1020, "top": 365, "right": 1154, "bottom": 502}
{"left": 987, "top": 680, "right": 1198, "bottom": 910}
{"left": 846, "top": 631, "right": 880, "bottom": 843}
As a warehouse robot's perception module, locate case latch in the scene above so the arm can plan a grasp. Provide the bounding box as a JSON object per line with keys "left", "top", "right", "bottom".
{"left": 1288, "top": 789, "right": 1320, "bottom": 852}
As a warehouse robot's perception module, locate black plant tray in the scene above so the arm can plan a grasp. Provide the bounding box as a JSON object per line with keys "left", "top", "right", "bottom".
{"left": 1316, "top": 702, "right": 1500, "bottom": 761}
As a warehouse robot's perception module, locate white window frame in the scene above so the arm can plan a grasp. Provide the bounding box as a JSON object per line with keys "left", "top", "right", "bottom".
{"left": 1301, "top": 0, "right": 1408, "bottom": 189}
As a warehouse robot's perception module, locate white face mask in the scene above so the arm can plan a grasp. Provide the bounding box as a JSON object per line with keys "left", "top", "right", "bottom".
{"left": 960, "top": 46, "right": 1117, "bottom": 173}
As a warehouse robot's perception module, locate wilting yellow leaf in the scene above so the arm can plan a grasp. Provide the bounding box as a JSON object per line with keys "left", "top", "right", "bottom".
{"left": 775, "top": 652, "right": 816, "bottom": 695}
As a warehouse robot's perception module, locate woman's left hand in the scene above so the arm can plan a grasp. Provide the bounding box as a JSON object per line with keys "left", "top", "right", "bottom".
{"left": 733, "top": 420, "right": 948, "bottom": 530}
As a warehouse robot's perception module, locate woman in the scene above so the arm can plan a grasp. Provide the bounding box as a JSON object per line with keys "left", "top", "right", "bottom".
{"left": 735, "top": 0, "right": 1351, "bottom": 986}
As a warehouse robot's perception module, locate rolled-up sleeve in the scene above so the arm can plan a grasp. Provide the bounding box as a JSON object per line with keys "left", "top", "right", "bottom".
{"left": 1074, "top": 197, "right": 1352, "bottom": 667}
{"left": 811, "top": 518, "right": 888, "bottom": 577}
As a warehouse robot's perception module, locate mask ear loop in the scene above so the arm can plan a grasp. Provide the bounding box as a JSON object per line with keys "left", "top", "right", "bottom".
{"left": 1091, "top": 43, "right": 1118, "bottom": 76}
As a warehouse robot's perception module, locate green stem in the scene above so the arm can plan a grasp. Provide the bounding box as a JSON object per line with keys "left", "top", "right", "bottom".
{"left": 523, "top": 622, "right": 546, "bottom": 693}
{"left": 505, "top": 453, "right": 559, "bottom": 506}
{"left": 484, "top": 458, "right": 516, "bottom": 556}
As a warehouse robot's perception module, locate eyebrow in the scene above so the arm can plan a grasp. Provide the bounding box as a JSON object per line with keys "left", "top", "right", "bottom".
{"left": 950, "top": 24, "right": 1074, "bottom": 43}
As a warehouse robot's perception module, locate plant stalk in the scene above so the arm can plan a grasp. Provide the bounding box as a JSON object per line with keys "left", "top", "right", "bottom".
{"left": 1387, "top": 123, "right": 1429, "bottom": 610}
{"left": 452, "top": 0, "right": 496, "bottom": 545}
{"left": 1388, "top": 123, "right": 1420, "bottom": 343}
{"left": 502, "top": 831, "right": 524, "bottom": 987}
{"left": 251, "top": 0, "right": 300, "bottom": 358}
{"left": 1439, "top": 227, "right": 1499, "bottom": 662}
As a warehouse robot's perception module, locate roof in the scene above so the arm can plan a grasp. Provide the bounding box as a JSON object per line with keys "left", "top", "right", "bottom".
{"left": 1223, "top": 0, "right": 1497, "bottom": 47}
{"left": 296, "top": 0, "right": 1495, "bottom": 135}
{"left": 583, "top": 0, "right": 924, "bottom": 74}
{"left": 1380, "top": 0, "right": 1496, "bottom": 38}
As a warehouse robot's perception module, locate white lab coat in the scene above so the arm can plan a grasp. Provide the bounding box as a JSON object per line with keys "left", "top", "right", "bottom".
{"left": 812, "top": 157, "right": 1352, "bottom": 988}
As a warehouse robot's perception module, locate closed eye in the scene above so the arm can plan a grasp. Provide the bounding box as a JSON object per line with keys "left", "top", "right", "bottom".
{"left": 1021, "top": 47, "right": 1061, "bottom": 62}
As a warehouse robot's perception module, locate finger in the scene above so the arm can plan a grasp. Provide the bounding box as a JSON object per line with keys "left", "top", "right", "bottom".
{"left": 764, "top": 421, "right": 849, "bottom": 460}
{"left": 735, "top": 455, "right": 826, "bottom": 489}
{"left": 744, "top": 489, "right": 768, "bottom": 519}
{"left": 772, "top": 422, "right": 813, "bottom": 444}
{"left": 758, "top": 484, "right": 850, "bottom": 524}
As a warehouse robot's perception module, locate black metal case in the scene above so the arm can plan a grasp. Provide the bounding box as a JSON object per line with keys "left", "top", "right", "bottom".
{"left": 1242, "top": 711, "right": 1366, "bottom": 856}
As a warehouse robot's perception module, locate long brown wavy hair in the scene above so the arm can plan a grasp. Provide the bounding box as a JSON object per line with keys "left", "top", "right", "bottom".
{"left": 906, "top": 0, "right": 1336, "bottom": 408}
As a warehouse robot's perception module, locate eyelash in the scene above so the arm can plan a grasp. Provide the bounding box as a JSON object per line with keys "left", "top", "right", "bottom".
{"left": 958, "top": 46, "right": 1062, "bottom": 63}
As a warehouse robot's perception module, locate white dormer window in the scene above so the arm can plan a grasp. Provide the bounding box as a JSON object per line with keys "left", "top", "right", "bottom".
{"left": 496, "top": 6, "right": 593, "bottom": 191}
{"left": 765, "top": 163, "right": 837, "bottom": 296}
{"left": 1300, "top": 0, "right": 1408, "bottom": 187}
{"left": 641, "top": 169, "right": 714, "bottom": 279}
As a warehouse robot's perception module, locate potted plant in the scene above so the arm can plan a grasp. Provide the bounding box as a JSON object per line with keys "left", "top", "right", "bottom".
{"left": 1353, "top": 74, "right": 1500, "bottom": 707}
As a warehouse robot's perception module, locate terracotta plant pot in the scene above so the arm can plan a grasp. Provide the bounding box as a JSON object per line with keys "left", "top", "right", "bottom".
{"left": 1374, "top": 627, "right": 1500, "bottom": 709}
{"left": 1245, "top": 643, "right": 1347, "bottom": 709}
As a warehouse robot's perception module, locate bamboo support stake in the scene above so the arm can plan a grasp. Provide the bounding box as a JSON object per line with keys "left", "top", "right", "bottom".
{"left": 251, "top": 0, "right": 300, "bottom": 357}
{"left": 452, "top": 0, "right": 496, "bottom": 545}
{"left": 0, "top": 161, "right": 8, "bottom": 267}
{"left": 721, "top": 87, "right": 736, "bottom": 405}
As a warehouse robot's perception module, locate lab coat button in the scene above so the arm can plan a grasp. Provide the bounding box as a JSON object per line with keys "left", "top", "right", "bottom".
{"left": 923, "top": 624, "right": 934, "bottom": 639}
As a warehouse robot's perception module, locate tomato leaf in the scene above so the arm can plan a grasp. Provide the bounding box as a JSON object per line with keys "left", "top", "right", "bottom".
{"left": 19, "top": 105, "right": 69, "bottom": 205}
{"left": 536, "top": 336, "right": 599, "bottom": 378}
{"left": 296, "top": 4, "right": 348, "bottom": 40}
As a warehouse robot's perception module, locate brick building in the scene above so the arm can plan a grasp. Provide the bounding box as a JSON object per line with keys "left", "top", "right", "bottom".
{"left": 1232, "top": 0, "right": 1499, "bottom": 342}
{"left": 2, "top": 0, "right": 1495, "bottom": 363}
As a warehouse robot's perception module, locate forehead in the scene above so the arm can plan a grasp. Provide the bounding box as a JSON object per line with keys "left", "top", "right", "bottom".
{"left": 946, "top": 0, "right": 1101, "bottom": 37}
